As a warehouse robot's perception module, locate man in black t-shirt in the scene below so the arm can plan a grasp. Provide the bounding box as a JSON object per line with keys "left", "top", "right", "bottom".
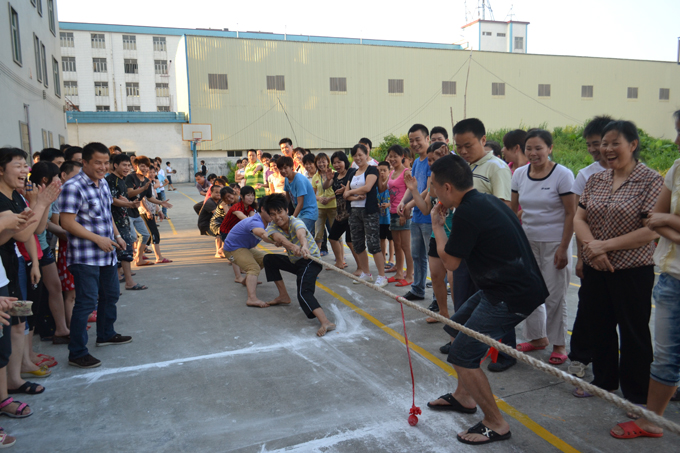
{"left": 425, "top": 154, "right": 548, "bottom": 446}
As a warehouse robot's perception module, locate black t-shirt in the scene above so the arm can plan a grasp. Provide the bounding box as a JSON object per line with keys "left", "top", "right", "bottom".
{"left": 444, "top": 189, "right": 548, "bottom": 315}
{"left": 125, "top": 173, "right": 152, "bottom": 219}
{"left": 198, "top": 198, "right": 217, "bottom": 230}
{"left": 333, "top": 168, "right": 356, "bottom": 220}
{"left": 106, "top": 173, "right": 129, "bottom": 228}
{"left": 201, "top": 165, "right": 207, "bottom": 175}
{"left": 0, "top": 191, "right": 28, "bottom": 296}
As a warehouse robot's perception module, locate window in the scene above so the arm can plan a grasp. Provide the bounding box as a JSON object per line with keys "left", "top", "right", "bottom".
{"left": 52, "top": 58, "right": 60, "bottom": 97}
{"left": 153, "top": 37, "right": 166, "bottom": 52}
{"left": 62, "top": 56, "right": 76, "bottom": 72}
{"left": 581, "top": 85, "right": 593, "bottom": 98}
{"left": 41, "top": 43, "right": 48, "bottom": 88}
{"left": 48, "top": 131, "right": 53, "bottom": 147}
{"left": 492, "top": 82, "right": 505, "bottom": 96}
{"left": 9, "top": 5, "right": 22, "bottom": 65}
{"left": 157, "top": 106, "right": 170, "bottom": 112}
{"left": 64, "top": 81, "right": 78, "bottom": 96}
{"left": 208, "top": 74, "right": 228, "bottom": 90}
{"left": 497, "top": 33, "right": 506, "bottom": 37}
{"left": 514, "top": 36, "right": 524, "bottom": 50}
{"left": 227, "top": 151, "right": 243, "bottom": 157}
{"left": 482, "top": 31, "right": 492, "bottom": 36}
{"left": 60, "top": 32, "right": 74, "bottom": 48}
{"left": 94, "top": 82, "right": 109, "bottom": 97}
{"left": 660, "top": 88, "right": 670, "bottom": 100}
{"left": 37, "top": 0, "right": 42, "bottom": 16}
{"left": 330, "top": 77, "right": 347, "bottom": 92}
{"left": 124, "top": 59, "right": 138, "bottom": 74}
{"left": 538, "top": 84, "right": 551, "bottom": 97}
{"left": 442, "top": 81, "right": 456, "bottom": 95}
{"left": 154, "top": 60, "right": 168, "bottom": 75}
{"left": 59, "top": 135, "right": 65, "bottom": 146}
{"left": 156, "top": 83, "right": 169, "bottom": 97}
{"left": 93, "top": 58, "right": 107, "bottom": 73}
{"left": 47, "top": 0, "right": 55, "bottom": 35}
{"left": 122, "top": 35, "right": 136, "bottom": 50}
{"left": 127, "top": 106, "right": 140, "bottom": 112}
{"left": 34, "top": 34, "right": 42, "bottom": 83}
{"left": 388, "top": 79, "right": 404, "bottom": 94}
{"left": 96, "top": 105, "right": 110, "bottom": 112}
{"left": 91, "top": 34, "right": 105, "bottom": 49}
{"left": 19, "top": 122, "right": 30, "bottom": 153}
{"left": 627, "top": 87, "right": 638, "bottom": 99}
{"left": 42, "top": 129, "right": 48, "bottom": 148}
{"left": 126, "top": 82, "right": 139, "bottom": 97}
{"left": 266, "top": 75, "right": 285, "bottom": 91}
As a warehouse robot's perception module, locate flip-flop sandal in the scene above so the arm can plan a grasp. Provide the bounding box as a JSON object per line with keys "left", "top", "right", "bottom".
{"left": 385, "top": 267, "right": 398, "bottom": 273}
{"left": 516, "top": 342, "right": 546, "bottom": 352}
{"left": 136, "top": 261, "right": 155, "bottom": 266}
{"left": 88, "top": 311, "right": 97, "bottom": 323}
{"left": 572, "top": 387, "right": 594, "bottom": 398}
{"left": 457, "top": 421, "right": 511, "bottom": 445}
{"left": 0, "top": 397, "right": 32, "bottom": 419}
{"left": 21, "top": 366, "right": 51, "bottom": 379}
{"left": 8, "top": 382, "right": 44, "bottom": 395}
{"left": 155, "top": 259, "right": 173, "bottom": 264}
{"left": 387, "top": 276, "right": 401, "bottom": 283}
{"left": 118, "top": 276, "right": 125, "bottom": 282}
{"left": 35, "top": 357, "right": 57, "bottom": 368}
{"left": 610, "top": 420, "right": 663, "bottom": 439}
{"left": 125, "top": 284, "right": 148, "bottom": 291}
{"left": 427, "top": 393, "right": 477, "bottom": 414}
{"left": 549, "top": 352, "right": 568, "bottom": 365}
{"left": 0, "top": 429, "right": 16, "bottom": 448}
{"left": 395, "top": 280, "right": 413, "bottom": 287}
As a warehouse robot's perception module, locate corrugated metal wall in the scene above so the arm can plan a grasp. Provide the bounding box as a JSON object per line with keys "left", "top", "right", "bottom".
{"left": 186, "top": 36, "right": 680, "bottom": 151}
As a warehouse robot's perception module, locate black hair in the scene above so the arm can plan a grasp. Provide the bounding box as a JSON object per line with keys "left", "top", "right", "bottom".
{"left": 430, "top": 154, "right": 473, "bottom": 191}
{"left": 207, "top": 173, "right": 217, "bottom": 181}
{"left": 294, "top": 147, "right": 306, "bottom": 156}
{"left": 276, "top": 156, "right": 294, "bottom": 168}
{"left": 240, "top": 185, "right": 256, "bottom": 197}
{"left": 350, "top": 143, "right": 368, "bottom": 157}
{"left": 314, "top": 152, "right": 329, "bottom": 165}
{"left": 194, "top": 172, "right": 204, "bottom": 178}
{"left": 247, "top": 149, "right": 257, "bottom": 155}
{"left": 261, "top": 152, "right": 272, "bottom": 159}
{"left": 378, "top": 161, "right": 390, "bottom": 169}
{"left": 430, "top": 126, "right": 448, "bottom": 140}
{"left": 0, "top": 148, "right": 28, "bottom": 170}
{"left": 272, "top": 154, "right": 280, "bottom": 161}
{"left": 166, "top": 161, "right": 171, "bottom": 166}
{"left": 111, "top": 153, "right": 131, "bottom": 167}
{"left": 502, "top": 129, "right": 528, "bottom": 153}
{"left": 64, "top": 146, "right": 83, "bottom": 161}
{"left": 485, "top": 140, "right": 502, "bottom": 158}
{"left": 358, "top": 137, "right": 373, "bottom": 149}
{"left": 32, "top": 152, "right": 40, "bottom": 159}
{"left": 262, "top": 193, "right": 288, "bottom": 214}
{"left": 60, "top": 160, "right": 83, "bottom": 176}
{"left": 279, "top": 138, "right": 293, "bottom": 146}
{"left": 59, "top": 144, "right": 71, "bottom": 152}
{"left": 29, "top": 161, "right": 60, "bottom": 185}
{"left": 583, "top": 115, "right": 614, "bottom": 139}
{"left": 427, "top": 142, "right": 447, "bottom": 154}
{"left": 387, "top": 144, "right": 405, "bottom": 157}
{"left": 200, "top": 160, "right": 205, "bottom": 164}
{"left": 39, "top": 148, "right": 65, "bottom": 163}
{"left": 302, "top": 154, "right": 316, "bottom": 165}
{"left": 408, "top": 123, "right": 429, "bottom": 137}
{"left": 525, "top": 129, "right": 553, "bottom": 148}
{"left": 673, "top": 110, "right": 680, "bottom": 121}
{"left": 602, "top": 120, "right": 641, "bottom": 159}
{"left": 82, "top": 142, "right": 110, "bottom": 162}
{"left": 452, "top": 118, "right": 485, "bottom": 140}
{"left": 330, "top": 151, "right": 350, "bottom": 170}
{"left": 215, "top": 177, "right": 228, "bottom": 186}
{"left": 219, "top": 186, "right": 235, "bottom": 199}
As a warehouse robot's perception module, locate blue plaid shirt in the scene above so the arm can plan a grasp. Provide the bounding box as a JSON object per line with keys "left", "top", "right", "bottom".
{"left": 58, "top": 171, "right": 117, "bottom": 267}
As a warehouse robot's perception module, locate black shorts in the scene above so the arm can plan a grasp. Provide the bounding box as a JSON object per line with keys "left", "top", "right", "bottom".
{"left": 380, "top": 224, "right": 392, "bottom": 241}
{"left": 328, "top": 218, "right": 352, "bottom": 243}
{"left": 428, "top": 236, "right": 439, "bottom": 258}
{"left": 39, "top": 247, "right": 56, "bottom": 267}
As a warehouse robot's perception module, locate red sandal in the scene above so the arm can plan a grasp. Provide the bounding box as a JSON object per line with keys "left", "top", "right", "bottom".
{"left": 610, "top": 421, "right": 663, "bottom": 439}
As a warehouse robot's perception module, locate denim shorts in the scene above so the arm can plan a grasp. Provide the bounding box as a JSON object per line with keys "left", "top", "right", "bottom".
{"left": 445, "top": 290, "right": 526, "bottom": 369}
{"left": 650, "top": 273, "right": 680, "bottom": 386}
{"left": 389, "top": 214, "right": 411, "bottom": 231}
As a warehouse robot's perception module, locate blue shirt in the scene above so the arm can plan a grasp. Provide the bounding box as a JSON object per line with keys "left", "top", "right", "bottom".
{"left": 377, "top": 189, "right": 390, "bottom": 225}
{"left": 223, "top": 213, "right": 266, "bottom": 251}
{"left": 284, "top": 173, "right": 318, "bottom": 220}
{"left": 411, "top": 157, "right": 432, "bottom": 224}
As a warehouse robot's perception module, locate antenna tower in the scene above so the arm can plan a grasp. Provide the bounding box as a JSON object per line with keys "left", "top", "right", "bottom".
{"left": 477, "top": 0, "right": 495, "bottom": 21}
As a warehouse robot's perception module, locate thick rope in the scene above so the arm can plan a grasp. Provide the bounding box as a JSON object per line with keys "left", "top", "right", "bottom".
{"left": 309, "top": 255, "right": 680, "bottom": 436}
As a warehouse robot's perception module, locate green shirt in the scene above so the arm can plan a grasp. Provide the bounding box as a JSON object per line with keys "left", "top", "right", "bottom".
{"left": 244, "top": 162, "right": 265, "bottom": 198}
{"left": 266, "top": 216, "right": 320, "bottom": 262}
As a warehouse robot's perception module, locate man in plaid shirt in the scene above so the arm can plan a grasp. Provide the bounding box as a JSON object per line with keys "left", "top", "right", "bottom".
{"left": 58, "top": 143, "right": 131, "bottom": 369}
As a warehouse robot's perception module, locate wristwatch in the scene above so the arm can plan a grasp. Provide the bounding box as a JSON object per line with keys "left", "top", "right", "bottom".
{"left": 115, "top": 234, "right": 122, "bottom": 239}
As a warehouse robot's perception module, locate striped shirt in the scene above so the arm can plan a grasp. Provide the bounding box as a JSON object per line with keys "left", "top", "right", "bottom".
{"left": 245, "top": 162, "right": 266, "bottom": 198}
{"left": 266, "top": 216, "right": 320, "bottom": 263}
{"left": 58, "top": 171, "right": 117, "bottom": 267}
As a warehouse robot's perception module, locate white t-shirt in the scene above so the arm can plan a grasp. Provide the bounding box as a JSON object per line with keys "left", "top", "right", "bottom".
{"left": 653, "top": 159, "right": 680, "bottom": 280}
{"left": 158, "top": 168, "right": 166, "bottom": 179}
{"left": 511, "top": 163, "right": 574, "bottom": 242}
{"left": 0, "top": 258, "right": 8, "bottom": 289}
{"left": 572, "top": 161, "right": 606, "bottom": 196}
{"left": 350, "top": 172, "right": 367, "bottom": 208}
{"left": 165, "top": 165, "right": 173, "bottom": 175}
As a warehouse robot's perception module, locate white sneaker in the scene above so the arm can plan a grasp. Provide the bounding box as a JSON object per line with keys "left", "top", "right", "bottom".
{"left": 353, "top": 273, "right": 373, "bottom": 284}
{"left": 568, "top": 361, "right": 587, "bottom": 378}
{"left": 374, "top": 276, "right": 388, "bottom": 288}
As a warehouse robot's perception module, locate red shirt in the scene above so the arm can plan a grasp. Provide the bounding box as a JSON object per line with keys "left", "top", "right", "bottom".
{"left": 220, "top": 201, "right": 255, "bottom": 234}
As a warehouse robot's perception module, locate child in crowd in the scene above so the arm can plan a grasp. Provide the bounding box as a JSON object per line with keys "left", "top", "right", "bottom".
{"left": 221, "top": 186, "right": 257, "bottom": 279}
{"left": 377, "top": 161, "right": 394, "bottom": 272}
{"left": 210, "top": 186, "right": 235, "bottom": 258}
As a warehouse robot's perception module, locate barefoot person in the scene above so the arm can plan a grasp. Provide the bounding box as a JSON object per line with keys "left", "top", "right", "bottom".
{"left": 425, "top": 154, "right": 548, "bottom": 445}
{"left": 261, "top": 194, "right": 335, "bottom": 337}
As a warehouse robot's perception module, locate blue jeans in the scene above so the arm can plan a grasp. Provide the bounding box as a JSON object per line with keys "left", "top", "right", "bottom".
{"left": 68, "top": 264, "right": 120, "bottom": 359}
{"left": 131, "top": 216, "right": 150, "bottom": 246}
{"left": 157, "top": 191, "right": 168, "bottom": 217}
{"left": 300, "top": 217, "right": 316, "bottom": 238}
{"left": 409, "top": 222, "right": 432, "bottom": 297}
{"left": 650, "top": 273, "right": 680, "bottom": 386}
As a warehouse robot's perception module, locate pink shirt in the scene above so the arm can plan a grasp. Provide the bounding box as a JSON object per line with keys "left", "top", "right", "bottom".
{"left": 388, "top": 168, "right": 407, "bottom": 214}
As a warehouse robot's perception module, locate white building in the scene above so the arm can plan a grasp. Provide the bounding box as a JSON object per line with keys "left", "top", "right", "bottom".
{"left": 58, "top": 23, "right": 183, "bottom": 112}
{"left": 462, "top": 19, "right": 529, "bottom": 53}
{"left": 1, "top": 0, "right": 66, "bottom": 152}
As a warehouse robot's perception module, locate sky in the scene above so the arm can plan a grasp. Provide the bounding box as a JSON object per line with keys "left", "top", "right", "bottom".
{"left": 57, "top": 0, "right": 680, "bottom": 62}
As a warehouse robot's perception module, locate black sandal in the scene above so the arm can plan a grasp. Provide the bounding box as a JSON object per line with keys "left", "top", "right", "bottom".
{"left": 8, "top": 382, "right": 44, "bottom": 395}
{"left": 457, "top": 421, "right": 511, "bottom": 445}
{"left": 427, "top": 393, "right": 477, "bottom": 413}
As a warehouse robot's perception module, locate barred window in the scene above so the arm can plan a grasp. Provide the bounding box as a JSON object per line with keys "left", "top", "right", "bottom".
{"left": 34, "top": 34, "right": 42, "bottom": 83}
{"left": 62, "top": 56, "right": 76, "bottom": 72}
{"left": 153, "top": 37, "right": 167, "bottom": 52}
{"left": 96, "top": 105, "right": 110, "bottom": 112}
{"left": 492, "top": 82, "right": 505, "bottom": 96}
{"left": 514, "top": 36, "right": 524, "bottom": 50}
{"left": 538, "top": 84, "right": 551, "bottom": 97}
{"left": 154, "top": 60, "right": 168, "bottom": 75}
{"left": 93, "top": 58, "right": 107, "bottom": 73}
{"left": 94, "top": 82, "right": 109, "bottom": 97}
{"left": 40, "top": 43, "right": 48, "bottom": 88}
{"left": 156, "top": 83, "right": 169, "bottom": 97}
{"left": 122, "top": 35, "right": 136, "bottom": 50}
{"left": 157, "top": 106, "right": 170, "bottom": 112}
{"left": 9, "top": 6, "right": 21, "bottom": 65}
{"left": 581, "top": 85, "right": 593, "bottom": 98}
{"left": 330, "top": 77, "right": 347, "bottom": 92}
{"left": 124, "top": 59, "right": 138, "bottom": 74}
{"left": 47, "top": 0, "right": 55, "bottom": 35}
{"left": 627, "top": 87, "right": 638, "bottom": 99}
{"left": 64, "top": 81, "right": 78, "bottom": 97}
{"left": 91, "top": 33, "right": 105, "bottom": 49}
{"left": 126, "top": 82, "right": 139, "bottom": 97}
{"left": 266, "top": 75, "right": 285, "bottom": 91}
{"left": 60, "top": 32, "right": 74, "bottom": 48}
{"left": 442, "top": 81, "right": 456, "bottom": 95}
{"left": 208, "top": 74, "right": 228, "bottom": 90}
{"left": 660, "top": 88, "right": 670, "bottom": 100}
{"left": 127, "top": 106, "right": 140, "bottom": 112}
{"left": 497, "top": 33, "right": 506, "bottom": 37}
{"left": 388, "top": 79, "right": 404, "bottom": 94}
{"left": 482, "top": 31, "right": 492, "bottom": 36}
{"left": 52, "top": 57, "right": 60, "bottom": 97}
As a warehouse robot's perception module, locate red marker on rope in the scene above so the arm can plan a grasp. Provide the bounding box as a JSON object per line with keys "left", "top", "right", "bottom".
{"left": 398, "top": 297, "right": 422, "bottom": 426}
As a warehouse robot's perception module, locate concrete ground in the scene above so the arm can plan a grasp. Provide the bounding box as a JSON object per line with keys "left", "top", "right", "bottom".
{"left": 6, "top": 183, "right": 679, "bottom": 452}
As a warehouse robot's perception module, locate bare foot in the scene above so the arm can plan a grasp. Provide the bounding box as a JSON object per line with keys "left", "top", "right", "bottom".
{"left": 267, "top": 296, "right": 291, "bottom": 306}
{"left": 352, "top": 269, "right": 362, "bottom": 277}
{"left": 426, "top": 317, "right": 439, "bottom": 323}
{"left": 246, "top": 299, "right": 269, "bottom": 308}
{"left": 329, "top": 262, "right": 347, "bottom": 270}
{"left": 317, "top": 322, "right": 336, "bottom": 337}
{"left": 235, "top": 278, "right": 245, "bottom": 284}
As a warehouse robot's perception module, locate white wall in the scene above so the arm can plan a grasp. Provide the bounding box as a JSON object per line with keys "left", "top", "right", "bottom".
{"left": 479, "top": 22, "right": 508, "bottom": 52}
{"left": 0, "top": 1, "right": 66, "bottom": 152}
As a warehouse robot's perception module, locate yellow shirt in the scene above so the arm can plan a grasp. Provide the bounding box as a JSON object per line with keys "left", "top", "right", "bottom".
{"left": 312, "top": 172, "right": 337, "bottom": 209}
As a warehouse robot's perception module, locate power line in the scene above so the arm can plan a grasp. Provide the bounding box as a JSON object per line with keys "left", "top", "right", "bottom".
{"left": 208, "top": 103, "right": 277, "bottom": 148}
{"left": 277, "top": 97, "right": 299, "bottom": 146}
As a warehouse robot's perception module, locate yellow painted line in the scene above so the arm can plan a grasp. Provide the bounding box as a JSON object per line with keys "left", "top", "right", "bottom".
{"left": 177, "top": 190, "right": 199, "bottom": 203}
{"left": 342, "top": 243, "right": 432, "bottom": 282}
{"left": 167, "top": 218, "right": 177, "bottom": 235}
{"left": 570, "top": 282, "right": 580, "bottom": 288}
